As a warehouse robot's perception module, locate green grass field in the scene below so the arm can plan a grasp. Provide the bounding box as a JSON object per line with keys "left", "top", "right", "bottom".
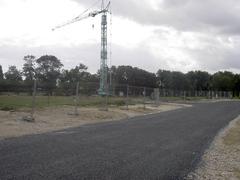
{"left": 159, "top": 96, "right": 207, "bottom": 101}
{"left": 0, "top": 95, "right": 139, "bottom": 110}
{"left": 0, "top": 94, "right": 212, "bottom": 111}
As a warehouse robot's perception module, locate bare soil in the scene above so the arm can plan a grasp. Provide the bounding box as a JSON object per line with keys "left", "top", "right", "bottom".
{"left": 0, "top": 103, "right": 187, "bottom": 139}
{"left": 187, "top": 116, "right": 240, "bottom": 180}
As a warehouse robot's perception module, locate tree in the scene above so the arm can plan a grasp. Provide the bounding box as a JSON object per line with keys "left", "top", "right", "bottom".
{"left": 4, "top": 66, "right": 23, "bottom": 93}
{"left": 156, "top": 70, "right": 173, "bottom": 89}
{"left": 0, "top": 65, "right": 3, "bottom": 80}
{"left": 59, "top": 63, "right": 98, "bottom": 95}
{"left": 233, "top": 74, "right": 240, "bottom": 97}
{"left": 35, "top": 55, "right": 63, "bottom": 94}
{"left": 212, "top": 71, "right": 235, "bottom": 91}
{"left": 60, "top": 63, "right": 90, "bottom": 83}
{"left": 5, "top": 66, "right": 22, "bottom": 81}
{"left": 23, "top": 55, "right": 35, "bottom": 81}
{"left": 186, "top": 71, "right": 211, "bottom": 91}
{"left": 114, "top": 65, "right": 156, "bottom": 87}
{"left": 157, "top": 70, "right": 189, "bottom": 92}
{"left": 171, "top": 71, "right": 188, "bottom": 90}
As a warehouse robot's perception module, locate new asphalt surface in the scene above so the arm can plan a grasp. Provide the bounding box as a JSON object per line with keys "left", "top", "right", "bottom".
{"left": 0, "top": 101, "right": 240, "bottom": 180}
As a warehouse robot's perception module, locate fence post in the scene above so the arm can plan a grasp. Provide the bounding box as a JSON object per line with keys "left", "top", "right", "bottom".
{"left": 143, "top": 87, "right": 146, "bottom": 109}
{"left": 30, "top": 80, "right": 37, "bottom": 120}
{"left": 154, "top": 88, "right": 160, "bottom": 106}
{"left": 99, "top": 85, "right": 108, "bottom": 111}
{"left": 74, "top": 82, "right": 79, "bottom": 116}
{"left": 47, "top": 92, "right": 50, "bottom": 106}
{"left": 105, "top": 84, "right": 109, "bottom": 111}
{"left": 126, "top": 84, "right": 129, "bottom": 110}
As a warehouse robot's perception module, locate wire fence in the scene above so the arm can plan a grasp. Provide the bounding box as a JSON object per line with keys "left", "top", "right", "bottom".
{"left": 0, "top": 80, "right": 234, "bottom": 121}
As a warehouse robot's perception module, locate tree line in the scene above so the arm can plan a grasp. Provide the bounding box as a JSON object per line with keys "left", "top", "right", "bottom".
{"left": 0, "top": 54, "right": 240, "bottom": 96}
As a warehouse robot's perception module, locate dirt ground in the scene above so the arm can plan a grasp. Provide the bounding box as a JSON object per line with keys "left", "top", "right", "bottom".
{"left": 0, "top": 103, "right": 189, "bottom": 139}
{"left": 187, "top": 116, "right": 240, "bottom": 180}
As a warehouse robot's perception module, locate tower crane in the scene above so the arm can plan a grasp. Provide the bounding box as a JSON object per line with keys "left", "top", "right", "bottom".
{"left": 52, "top": 0, "right": 111, "bottom": 96}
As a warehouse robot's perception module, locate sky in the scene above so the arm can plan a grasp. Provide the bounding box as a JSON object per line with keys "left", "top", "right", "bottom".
{"left": 0, "top": 0, "right": 240, "bottom": 74}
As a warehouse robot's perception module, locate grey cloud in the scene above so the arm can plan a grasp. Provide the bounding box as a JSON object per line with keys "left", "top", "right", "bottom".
{"left": 0, "top": 44, "right": 166, "bottom": 74}
{"left": 187, "top": 45, "right": 240, "bottom": 72}
{"left": 72, "top": 0, "right": 240, "bottom": 35}
{"left": 1, "top": 40, "right": 239, "bottom": 74}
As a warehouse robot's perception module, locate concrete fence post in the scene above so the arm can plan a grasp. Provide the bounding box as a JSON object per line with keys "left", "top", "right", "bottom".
{"left": 100, "top": 84, "right": 108, "bottom": 111}
{"left": 74, "top": 82, "right": 80, "bottom": 116}
{"left": 125, "top": 85, "right": 129, "bottom": 110}
{"left": 143, "top": 87, "right": 146, "bottom": 109}
{"left": 31, "top": 80, "right": 37, "bottom": 120}
{"left": 154, "top": 88, "right": 160, "bottom": 106}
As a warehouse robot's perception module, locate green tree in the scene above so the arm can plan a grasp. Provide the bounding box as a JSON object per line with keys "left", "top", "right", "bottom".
{"left": 0, "top": 65, "right": 3, "bottom": 80}
{"left": 115, "top": 65, "right": 156, "bottom": 87}
{"left": 35, "top": 55, "right": 63, "bottom": 94}
{"left": 23, "top": 55, "right": 35, "bottom": 81}
{"left": 233, "top": 74, "right": 240, "bottom": 97}
{"left": 5, "top": 66, "right": 22, "bottom": 81}
{"left": 60, "top": 63, "right": 89, "bottom": 83}
{"left": 171, "top": 71, "right": 188, "bottom": 90}
{"left": 186, "top": 71, "right": 211, "bottom": 91}
{"left": 212, "top": 71, "right": 235, "bottom": 91}
{"left": 4, "top": 66, "right": 23, "bottom": 93}
{"left": 156, "top": 70, "right": 173, "bottom": 89}
{"left": 59, "top": 63, "right": 98, "bottom": 95}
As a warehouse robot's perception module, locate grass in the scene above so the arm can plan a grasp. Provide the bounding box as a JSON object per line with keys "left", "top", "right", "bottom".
{"left": 0, "top": 94, "right": 213, "bottom": 110}
{"left": 159, "top": 96, "right": 208, "bottom": 101}
{"left": 0, "top": 95, "right": 132, "bottom": 110}
{"left": 223, "top": 120, "right": 240, "bottom": 146}
{"left": 222, "top": 118, "right": 240, "bottom": 179}
{"left": 234, "top": 168, "right": 240, "bottom": 180}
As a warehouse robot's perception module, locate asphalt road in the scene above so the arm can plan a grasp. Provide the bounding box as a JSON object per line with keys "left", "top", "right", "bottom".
{"left": 0, "top": 101, "right": 240, "bottom": 180}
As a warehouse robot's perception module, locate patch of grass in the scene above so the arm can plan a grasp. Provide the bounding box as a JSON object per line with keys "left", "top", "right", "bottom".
{"left": 0, "top": 106, "right": 15, "bottom": 111}
{"left": 159, "top": 96, "right": 207, "bottom": 102}
{"left": 109, "top": 99, "right": 125, "bottom": 106}
{"left": 0, "top": 95, "right": 138, "bottom": 110}
{"left": 223, "top": 121, "right": 240, "bottom": 146}
{"left": 234, "top": 168, "right": 240, "bottom": 179}
{"left": 0, "top": 95, "right": 73, "bottom": 109}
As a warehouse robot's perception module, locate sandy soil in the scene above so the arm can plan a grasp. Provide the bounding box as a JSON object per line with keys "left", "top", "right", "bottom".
{"left": 187, "top": 116, "right": 240, "bottom": 180}
{"left": 0, "top": 103, "right": 188, "bottom": 139}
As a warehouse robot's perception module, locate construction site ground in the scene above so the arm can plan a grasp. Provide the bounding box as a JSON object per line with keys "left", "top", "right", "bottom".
{"left": 0, "top": 103, "right": 190, "bottom": 139}
{"left": 187, "top": 115, "right": 240, "bottom": 180}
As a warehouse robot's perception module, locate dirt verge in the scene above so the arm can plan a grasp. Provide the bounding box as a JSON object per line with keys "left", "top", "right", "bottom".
{"left": 0, "top": 103, "right": 189, "bottom": 139}
{"left": 187, "top": 116, "right": 240, "bottom": 180}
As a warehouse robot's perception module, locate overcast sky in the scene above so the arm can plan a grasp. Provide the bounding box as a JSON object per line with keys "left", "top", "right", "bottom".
{"left": 0, "top": 0, "right": 240, "bottom": 74}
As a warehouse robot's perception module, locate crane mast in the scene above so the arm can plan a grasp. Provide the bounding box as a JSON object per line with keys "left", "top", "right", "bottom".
{"left": 52, "top": 0, "right": 110, "bottom": 96}
{"left": 99, "top": 7, "right": 108, "bottom": 96}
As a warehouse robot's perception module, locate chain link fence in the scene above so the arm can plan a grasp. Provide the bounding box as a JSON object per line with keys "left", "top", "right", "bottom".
{"left": 0, "top": 80, "right": 234, "bottom": 121}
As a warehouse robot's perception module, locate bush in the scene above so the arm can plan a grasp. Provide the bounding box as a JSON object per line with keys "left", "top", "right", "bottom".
{"left": 0, "top": 106, "right": 15, "bottom": 111}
